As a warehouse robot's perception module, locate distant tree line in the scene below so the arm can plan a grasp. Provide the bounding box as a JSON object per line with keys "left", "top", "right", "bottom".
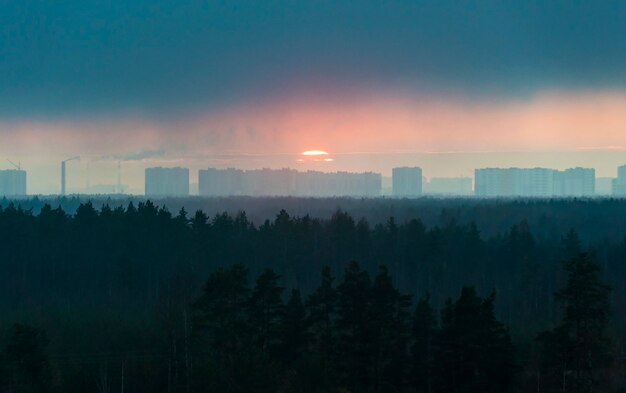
{"left": 0, "top": 201, "right": 623, "bottom": 391}
{"left": 6, "top": 195, "right": 626, "bottom": 243}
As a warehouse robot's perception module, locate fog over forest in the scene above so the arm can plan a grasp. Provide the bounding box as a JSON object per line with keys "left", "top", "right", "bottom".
{"left": 0, "top": 197, "right": 623, "bottom": 392}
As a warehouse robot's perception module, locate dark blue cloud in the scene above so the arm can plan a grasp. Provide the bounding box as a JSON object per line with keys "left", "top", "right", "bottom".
{"left": 1, "top": 0, "right": 625, "bottom": 117}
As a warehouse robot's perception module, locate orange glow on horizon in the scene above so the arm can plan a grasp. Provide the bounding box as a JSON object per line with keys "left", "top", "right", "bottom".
{"left": 301, "top": 150, "right": 329, "bottom": 156}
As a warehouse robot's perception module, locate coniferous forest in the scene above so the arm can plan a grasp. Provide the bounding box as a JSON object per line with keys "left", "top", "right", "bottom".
{"left": 0, "top": 199, "right": 623, "bottom": 392}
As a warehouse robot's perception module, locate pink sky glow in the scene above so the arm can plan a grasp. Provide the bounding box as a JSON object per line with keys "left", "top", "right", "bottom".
{"left": 2, "top": 89, "right": 626, "bottom": 194}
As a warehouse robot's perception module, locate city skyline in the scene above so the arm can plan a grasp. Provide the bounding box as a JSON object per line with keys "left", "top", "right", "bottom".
{"left": 1, "top": 2, "right": 625, "bottom": 194}
{"left": 10, "top": 162, "right": 626, "bottom": 198}
{"left": 7, "top": 149, "right": 626, "bottom": 195}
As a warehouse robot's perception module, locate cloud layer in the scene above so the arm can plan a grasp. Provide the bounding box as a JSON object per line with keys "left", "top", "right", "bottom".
{"left": 4, "top": 90, "right": 626, "bottom": 157}
{"left": 1, "top": 1, "right": 625, "bottom": 117}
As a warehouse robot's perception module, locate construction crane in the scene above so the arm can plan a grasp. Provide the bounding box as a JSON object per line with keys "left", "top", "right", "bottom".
{"left": 61, "top": 156, "right": 80, "bottom": 195}
{"left": 6, "top": 159, "right": 21, "bottom": 170}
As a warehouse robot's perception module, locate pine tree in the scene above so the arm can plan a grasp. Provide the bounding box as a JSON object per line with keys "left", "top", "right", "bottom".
{"left": 306, "top": 266, "right": 338, "bottom": 390}
{"left": 336, "top": 261, "right": 374, "bottom": 392}
{"left": 280, "top": 289, "right": 310, "bottom": 364}
{"left": 248, "top": 268, "right": 285, "bottom": 356}
{"left": 2, "top": 323, "right": 53, "bottom": 393}
{"left": 191, "top": 264, "right": 251, "bottom": 392}
{"left": 370, "top": 266, "right": 412, "bottom": 393}
{"left": 434, "top": 287, "right": 516, "bottom": 393}
{"left": 537, "top": 252, "right": 612, "bottom": 393}
{"left": 277, "top": 289, "right": 316, "bottom": 393}
{"left": 411, "top": 294, "right": 437, "bottom": 393}
{"left": 192, "top": 264, "right": 251, "bottom": 358}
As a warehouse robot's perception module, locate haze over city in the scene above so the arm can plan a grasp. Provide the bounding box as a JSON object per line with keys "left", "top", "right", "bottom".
{"left": 1, "top": 1, "right": 625, "bottom": 194}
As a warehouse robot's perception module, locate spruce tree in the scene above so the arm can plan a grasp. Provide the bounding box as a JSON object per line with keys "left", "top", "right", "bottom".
{"left": 280, "top": 289, "right": 310, "bottom": 364}
{"left": 248, "top": 268, "right": 285, "bottom": 356}
{"left": 411, "top": 294, "right": 437, "bottom": 393}
{"left": 306, "top": 266, "right": 338, "bottom": 390}
{"left": 2, "top": 323, "right": 53, "bottom": 393}
{"left": 434, "top": 287, "right": 515, "bottom": 393}
{"left": 191, "top": 264, "right": 251, "bottom": 392}
{"left": 336, "top": 261, "right": 374, "bottom": 392}
{"left": 370, "top": 266, "right": 412, "bottom": 393}
{"left": 537, "top": 252, "right": 612, "bottom": 393}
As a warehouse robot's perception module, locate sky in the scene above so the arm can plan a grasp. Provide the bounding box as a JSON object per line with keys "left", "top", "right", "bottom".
{"left": 1, "top": 0, "right": 626, "bottom": 194}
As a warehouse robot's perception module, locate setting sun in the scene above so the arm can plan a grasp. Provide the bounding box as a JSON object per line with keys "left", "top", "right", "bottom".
{"left": 301, "top": 150, "right": 329, "bottom": 156}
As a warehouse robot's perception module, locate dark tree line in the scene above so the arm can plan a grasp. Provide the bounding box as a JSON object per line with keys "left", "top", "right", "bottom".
{"left": 0, "top": 256, "right": 613, "bottom": 392}
{"left": 6, "top": 196, "right": 626, "bottom": 245}
{"left": 0, "top": 200, "right": 622, "bottom": 391}
{"left": 536, "top": 253, "right": 613, "bottom": 393}
{"left": 190, "top": 262, "right": 516, "bottom": 393}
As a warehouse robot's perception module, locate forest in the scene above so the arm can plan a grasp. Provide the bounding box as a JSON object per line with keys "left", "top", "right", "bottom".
{"left": 0, "top": 199, "right": 623, "bottom": 392}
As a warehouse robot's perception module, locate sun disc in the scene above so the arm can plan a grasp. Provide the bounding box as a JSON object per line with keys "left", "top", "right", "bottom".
{"left": 301, "top": 150, "right": 329, "bottom": 156}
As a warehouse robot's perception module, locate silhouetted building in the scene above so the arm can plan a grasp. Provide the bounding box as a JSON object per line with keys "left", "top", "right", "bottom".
{"left": 198, "top": 167, "right": 381, "bottom": 197}
{"left": 553, "top": 167, "right": 595, "bottom": 197}
{"left": 199, "top": 168, "right": 245, "bottom": 196}
{"left": 243, "top": 168, "right": 298, "bottom": 196}
{"left": 392, "top": 167, "right": 422, "bottom": 197}
{"left": 475, "top": 167, "right": 594, "bottom": 197}
{"left": 474, "top": 168, "right": 553, "bottom": 197}
{"left": 145, "top": 167, "right": 189, "bottom": 196}
{"left": 474, "top": 168, "right": 503, "bottom": 197}
{"left": 425, "top": 177, "right": 473, "bottom": 195}
{"left": 0, "top": 169, "right": 26, "bottom": 196}
{"left": 612, "top": 165, "right": 626, "bottom": 196}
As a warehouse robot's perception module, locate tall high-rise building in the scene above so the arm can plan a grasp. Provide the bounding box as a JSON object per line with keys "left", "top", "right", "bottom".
{"left": 198, "top": 168, "right": 245, "bottom": 196}
{"left": 474, "top": 168, "right": 505, "bottom": 197}
{"left": 198, "top": 167, "right": 381, "bottom": 197}
{"left": 612, "top": 165, "right": 626, "bottom": 196}
{"left": 476, "top": 167, "right": 556, "bottom": 197}
{"left": 475, "top": 167, "right": 594, "bottom": 197}
{"left": 145, "top": 167, "right": 189, "bottom": 197}
{"left": 0, "top": 170, "right": 27, "bottom": 196}
{"left": 392, "top": 167, "right": 422, "bottom": 197}
{"left": 553, "top": 167, "right": 595, "bottom": 197}
{"left": 243, "top": 168, "right": 298, "bottom": 196}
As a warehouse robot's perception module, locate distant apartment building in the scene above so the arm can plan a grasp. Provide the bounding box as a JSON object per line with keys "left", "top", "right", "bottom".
{"left": 475, "top": 167, "right": 594, "bottom": 197}
{"left": 475, "top": 168, "right": 553, "bottom": 197}
{"left": 199, "top": 168, "right": 245, "bottom": 196}
{"left": 424, "top": 177, "right": 473, "bottom": 195}
{"left": 474, "top": 168, "right": 503, "bottom": 197}
{"left": 612, "top": 165, "right": 626, "bottom": 196}
{"left": 392, "top": 167, "right": 422, "bottom": 197}
{"left": 330, "top": 171, "right": 381, "bottom": 197}
{"left": 297, "top": 170, "right": 381, "bottom": 197}
{"left": 145, "top": 167, "right": 189, "bottom": 197}
{"left": 553, "top": 168, "right": 595, "bottom": 197}
{"left": 0, "top": 170, "right": 27, "bottom": 196}
{"left": 198, "top": 168, "right": 381, "bottom": 197}
{"left": 244, "top": 168, "right": 298, "bottom": 196}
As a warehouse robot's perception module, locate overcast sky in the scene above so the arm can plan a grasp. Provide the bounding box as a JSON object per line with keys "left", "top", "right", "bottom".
{"left": 1, "top": 1, "right": 625, "bottom": 194}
